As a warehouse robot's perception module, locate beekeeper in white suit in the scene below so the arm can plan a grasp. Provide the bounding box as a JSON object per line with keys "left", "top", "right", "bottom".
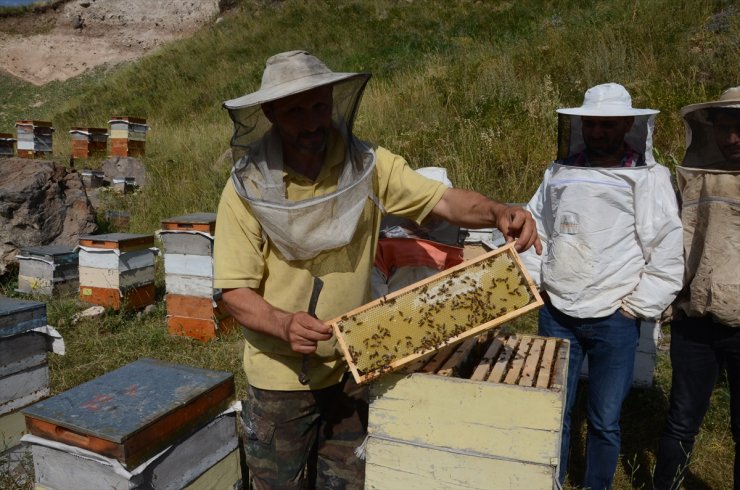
{"left": 520, "top": 83, "right": 684, "bottom": 489}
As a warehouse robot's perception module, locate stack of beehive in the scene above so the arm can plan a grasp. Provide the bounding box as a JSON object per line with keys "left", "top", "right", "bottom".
{"left": 22, "top": 358, "right": 241, "bottom": 490}
{"left": 15, "top": 120, "right": 53, "bottom": 158}
{"left": 15, "top": 245, "right": 79, "bottom": 297}
{"left": 80, "top": 168, "right": 106, "bottom": 188}
{"left": 0, "top": 297, "right": 59, "bottom": 473}
{"left": 78, "top": 233, "right": 156, "bottom": 311}
{"left": 0, "top": 133, "right": 15, "bottom": 157}
{"left": 108, "top": 116, "right": 147, "bottom": 157}
{"left": 365, "top": 332, "right": 569, "bottom": 489}
{"left": 160, "top": 213, "right": 237, "bottom": 341}
{"left": 69, "top": 127, "right": 108, "bottom": 158}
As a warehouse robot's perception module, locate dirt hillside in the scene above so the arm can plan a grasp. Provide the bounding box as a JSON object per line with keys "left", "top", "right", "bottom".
{"left": 0, "top": 0, "right": 222, "bottom": 85}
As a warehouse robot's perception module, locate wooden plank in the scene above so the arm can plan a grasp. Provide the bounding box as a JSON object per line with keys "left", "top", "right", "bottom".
{"left": 503, "top": 336, "right": 533, "bottom": 385}
{"left": 436, "top": 336, "right": 479, "bottom": 377}
{"left": 420, "top": 342, "right": 461, "bottom": 374}
{"left": 470, "top": 336, "right": 504, "bottom": 381}
{"left": 536, "top": 338, "right": 558, "bottom": 389}
{"left": 551, "top": 339, "right": 569, "bottom": 392}
{"left": 365, "top": 436, "right": 556, "bottom": 490}
{"left": 519, "top": 337, "right": 544, "bottom": 387}
{"left": 487, "top": 335, "right": 520, "bottom": 383}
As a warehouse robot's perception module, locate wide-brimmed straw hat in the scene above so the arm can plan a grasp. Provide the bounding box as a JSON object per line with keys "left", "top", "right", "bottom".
{"left": 223, "top": 50, "right": 370, "bottom": 110}
{"left": 680, "top": 86, "right": 740, "bottom": 117}
{"left": 557, "top": 83, "right": 658, "bottom": 117}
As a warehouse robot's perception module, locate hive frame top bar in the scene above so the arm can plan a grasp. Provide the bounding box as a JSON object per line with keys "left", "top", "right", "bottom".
{"left": 329, "top": 242, "right": 543, "bottom": 385}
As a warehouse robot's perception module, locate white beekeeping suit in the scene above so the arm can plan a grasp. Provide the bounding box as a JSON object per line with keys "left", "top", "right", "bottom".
{"left": 520, "top": 83, "right": 684, "bottom": 319}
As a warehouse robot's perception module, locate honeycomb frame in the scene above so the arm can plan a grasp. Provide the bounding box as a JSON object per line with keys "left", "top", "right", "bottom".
{"left": 329, "top": 242, "right": 543, "bottom": 384}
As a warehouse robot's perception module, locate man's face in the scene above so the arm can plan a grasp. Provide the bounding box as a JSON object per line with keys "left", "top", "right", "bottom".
{"left": 713, "top": 110, "right": 740, "bottom": 164}
{"left": 581, "top": 116, "right": 634, "bottom": 156}
{"left": 263, "top": 86, "right": 333, "bottom": 158}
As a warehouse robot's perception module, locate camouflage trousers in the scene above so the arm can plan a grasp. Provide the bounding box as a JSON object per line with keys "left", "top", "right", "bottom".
{"left": 241, "top": 374, "right": 368, "bottom": 490}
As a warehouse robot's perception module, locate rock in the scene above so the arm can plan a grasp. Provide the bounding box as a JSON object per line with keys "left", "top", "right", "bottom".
{"left": 0, "top": 158, "right": 97, "bottom": 277}
{"left": 100, "top": 156, "right": 148, "bottom": 187}
{"left": 71, "top": 305, "right": 106, "bottom": 325}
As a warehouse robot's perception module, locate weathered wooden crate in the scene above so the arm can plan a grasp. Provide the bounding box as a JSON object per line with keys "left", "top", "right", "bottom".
{"left": 81, "top": 168, "right": 106, "bottom": 188}
{"left": 15, "top": 245, "right": 79, "bottom": 296}
{"left": 27, "top": 410, "right": 241, "bottom": 490}
{"left": 365, "top": 332, "right": 569, "bottom": 490}
{"left": 22, "top": 358, "right": 235, "bottom": 470}
{"left": 331, "top": 243, "right": 542, "bottom": 384}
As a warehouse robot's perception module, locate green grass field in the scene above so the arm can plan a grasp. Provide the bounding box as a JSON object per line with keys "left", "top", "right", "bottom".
{"left": 1, "top": 0, "right": 737, "bottom": 488}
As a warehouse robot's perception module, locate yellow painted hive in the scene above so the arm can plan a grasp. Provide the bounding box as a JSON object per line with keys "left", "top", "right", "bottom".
{"left": 330, "top": 242, "right": 543, "bottom": 384}
{"left": 365, "top": 331, "right": 570, "bottom": 490}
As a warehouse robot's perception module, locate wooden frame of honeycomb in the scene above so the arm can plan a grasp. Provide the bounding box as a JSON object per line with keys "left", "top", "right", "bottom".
{"left": 329, "top": 242, "right": 543, "bottom": 384}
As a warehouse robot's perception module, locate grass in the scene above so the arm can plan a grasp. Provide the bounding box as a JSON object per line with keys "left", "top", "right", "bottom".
{"left": 0, "top": 0, "right": 738, "bottom": 488}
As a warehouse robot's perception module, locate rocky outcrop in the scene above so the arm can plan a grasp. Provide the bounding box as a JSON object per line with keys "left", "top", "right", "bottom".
{"left": 0, "top": 158, "right": 97, "bottom": 276}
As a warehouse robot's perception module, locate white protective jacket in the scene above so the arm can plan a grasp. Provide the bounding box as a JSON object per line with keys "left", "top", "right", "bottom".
{"left": 521, "top": 162, "right": 684, "bottom": 320}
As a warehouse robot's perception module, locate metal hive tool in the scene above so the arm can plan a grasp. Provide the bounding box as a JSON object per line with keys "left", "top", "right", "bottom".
{"left": 330, "top": 242, "right": 543, "bottom": 384}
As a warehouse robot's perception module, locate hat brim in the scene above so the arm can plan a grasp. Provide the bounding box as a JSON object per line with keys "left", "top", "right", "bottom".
{"left": 224, "top": 72, "right": 370, "bottom": 110}
{"left": 681, "top": 99, "right": 740, "bottom": 117}
{"left": 556, "top": 107, "right": 659, "bottom": 116}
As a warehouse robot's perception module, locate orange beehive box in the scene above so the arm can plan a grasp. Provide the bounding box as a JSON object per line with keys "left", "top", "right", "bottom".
{"left": 79, "top": 284, "right": 155, "bottom": 311}
{"left": 167, "top": 315, "right": 238, "bottom": 342}
{"left": 79, "top": 233, "right": 154, "bottom": 252}
{"left": 160, "top": 213, "right": 217, "bottom": 235}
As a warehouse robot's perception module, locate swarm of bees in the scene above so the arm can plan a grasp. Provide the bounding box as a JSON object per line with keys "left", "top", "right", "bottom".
{"left": 333, "top": 246, "right": 540, "bottom": 383}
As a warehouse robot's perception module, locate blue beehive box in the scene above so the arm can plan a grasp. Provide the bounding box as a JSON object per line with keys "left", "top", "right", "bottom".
{"left": 22, "top": 358, "right": 235, "bottom": 469}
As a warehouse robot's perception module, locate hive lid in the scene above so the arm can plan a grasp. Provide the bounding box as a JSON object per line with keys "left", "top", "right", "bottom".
{"left": 22, "top": 358, "right": 235, "bottom": 468}
{"left": 79, "top": 233, "right": 154, "bottom": 251}
{"left": 0, "top": 296, "right": 47, "bottom": 335}
{"left": 161, "top": 213, "right": 217, "bottom": 234}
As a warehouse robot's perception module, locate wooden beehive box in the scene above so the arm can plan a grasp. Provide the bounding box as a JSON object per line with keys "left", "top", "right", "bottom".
{"left": 160, "top": 213, "right": 237, "bottom": 341}
{"left": 22, "top": 358, "right": 235, "bottom": 470}
{"left": 15, "top": 120, "right": 53, "bottom": 158}
{"left": 78, "top": 233, "right": 156, "bottom": 310}
{"left": 69, "top": 127, "right": 107, "bottom": 158}
{"left": 108, "top": 116, "right": 147, "bottom": 157}
{"left": 0, "top": 297, "right": 51, "bottom": 417}
{"left": 331, "top": 242, "right": 542, "bottom": 384}
{"left": 0, "top": 132, "right": 16, "bottom": 157}
{"left": 16, "top": 245, "right": 79, "bottom": 296}
{"left": 365, "top": 332, "right": 569, "bottom": 490}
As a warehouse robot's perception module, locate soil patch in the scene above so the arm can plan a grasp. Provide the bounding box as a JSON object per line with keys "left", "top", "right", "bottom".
{"left": 0, "top": 0, "right": 221, "bottom": 85}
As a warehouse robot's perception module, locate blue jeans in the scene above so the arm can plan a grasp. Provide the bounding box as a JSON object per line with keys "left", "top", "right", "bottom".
{"left": 653, "top": 317, "right": 740, "bottom": 490}
{"left": 538, "top": 301, "right": 640, "bottom": 490}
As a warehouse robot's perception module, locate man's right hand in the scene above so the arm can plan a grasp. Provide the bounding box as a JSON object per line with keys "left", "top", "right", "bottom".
{"left": 282, "top": 312, "right": 333, "bottom": 354}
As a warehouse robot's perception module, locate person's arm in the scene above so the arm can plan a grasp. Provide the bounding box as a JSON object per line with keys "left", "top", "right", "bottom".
{"left": 621, "top": 167, "right": 684, "bottom": 319}
{"left": 430, "top": 188, "right": 542, "bottom": 254}
{"left": 222, "top": 287, "right": 332, "bottom": 354}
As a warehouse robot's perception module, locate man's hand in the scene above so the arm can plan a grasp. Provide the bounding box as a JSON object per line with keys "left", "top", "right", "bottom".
{"left": 496, "top": 205, "right": 543, "bottom": 254}
{"left": 281, "top": 312, "right": 333, "bottom": 354}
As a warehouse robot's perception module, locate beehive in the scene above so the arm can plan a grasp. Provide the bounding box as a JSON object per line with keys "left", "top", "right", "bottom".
{"left": 78, "top": 233, "right": 156, "bottom": 311}
{"left": 160, "top": 213, "right": 237, "bottom": 341}
{"left": 331, "top": 242, "right": 542, "bottom": 384}
{"left": 15, "top": 245, "right": 79, "bottom": 296}
{"left": 108, "top": 116, "right": 147, "bottom": 157}
{"left": 15, "top": 120, "right": 53, "bottom": 158}
{"left": 69, "top": 127, "right": 107, "bottom": 158}
{"left": 365, "top": 331, "right": 569, "bottom": 490}
{"left": 0, "top": 132, "right": 16, "bottom": 157}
